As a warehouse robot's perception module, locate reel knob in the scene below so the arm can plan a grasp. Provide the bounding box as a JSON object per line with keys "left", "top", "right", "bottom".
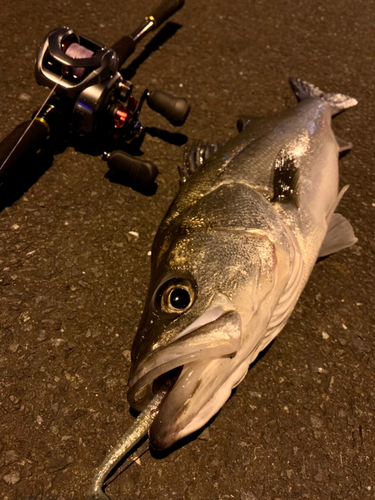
{"left": 146, "top": 90, "right": 190, "bottom": 126}
{"left": 106, "top": 150, "right": 158, "bottom": 191}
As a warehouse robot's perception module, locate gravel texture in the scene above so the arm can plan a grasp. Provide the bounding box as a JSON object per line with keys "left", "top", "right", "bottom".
{"left": 0, "top": 1, "right": 374, "bottom": 499}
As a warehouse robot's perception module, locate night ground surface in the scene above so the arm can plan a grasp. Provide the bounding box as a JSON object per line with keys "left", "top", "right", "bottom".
{"left": 0, "top": 1, "right": 374, "bottom": 499}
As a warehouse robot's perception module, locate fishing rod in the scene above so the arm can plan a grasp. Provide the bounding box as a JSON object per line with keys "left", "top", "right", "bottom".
{"left": 0, "top": 0, "right": 189, "bottom": 192}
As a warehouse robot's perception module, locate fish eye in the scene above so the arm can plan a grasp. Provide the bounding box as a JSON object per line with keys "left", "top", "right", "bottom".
{"left": 159, "top": 279, "right": 196, "bottom": 314}
{"left": 169, "top": 287, "right": 191, "bottom": 310}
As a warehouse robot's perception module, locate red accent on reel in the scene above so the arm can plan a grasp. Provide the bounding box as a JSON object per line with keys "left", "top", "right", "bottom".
{"left": 114, "top": 107, "right": 129, "bottom": 128}
{"left": 127, "top": 95, "right": 138, "bottom": 113}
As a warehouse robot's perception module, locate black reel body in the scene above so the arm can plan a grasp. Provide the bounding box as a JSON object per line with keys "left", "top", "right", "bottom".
{"left": 0, "top": 0, "right": 190, "bottom": 192}
{"left": 36, "top": 27, "right": 119, "bottom": 99}
{"left": 35, "top": 27, "right": 140, "bottom": 140}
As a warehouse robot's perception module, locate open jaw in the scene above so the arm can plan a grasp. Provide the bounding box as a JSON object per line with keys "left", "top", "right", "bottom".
{"left": 127, "top": 309, "right": 242, "bottom": 450}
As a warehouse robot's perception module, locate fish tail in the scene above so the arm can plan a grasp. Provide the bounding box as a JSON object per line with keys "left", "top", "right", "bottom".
{"left": 289, "top": 77, "right": 358, "bottom": 115}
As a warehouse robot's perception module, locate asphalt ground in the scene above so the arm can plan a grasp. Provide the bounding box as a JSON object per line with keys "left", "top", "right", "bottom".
{"left": 0, "top": 1, "right": 374, "bottom": 499}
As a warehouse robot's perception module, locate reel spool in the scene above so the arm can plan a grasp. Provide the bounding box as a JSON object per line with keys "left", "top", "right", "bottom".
{"left": 36, "top": 27, "right": 118, "bottom": 98}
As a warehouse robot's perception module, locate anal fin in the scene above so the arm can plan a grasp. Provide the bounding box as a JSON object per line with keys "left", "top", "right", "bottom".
{"left": 335, "top": 135, "right": 353, "bottom": 154}
{"left": 318, "top": 213, "right": 358, "bottom": 257}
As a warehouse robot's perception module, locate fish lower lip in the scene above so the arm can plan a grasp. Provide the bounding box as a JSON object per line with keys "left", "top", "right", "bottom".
{"left": 127, "top": 310, "right": 242, "bottom": 411}
{"left": 127, "top": 350, "right": 212, "bottom": 410}
{"left": 150, "top": 357, "right": 230, "bottom": 450}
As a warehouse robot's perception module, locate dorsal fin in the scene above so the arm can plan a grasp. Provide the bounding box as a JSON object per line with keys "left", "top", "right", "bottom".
{"left": 272, "top": 149, "right": 299, "bottom": 207}
{"left": 289, "top": 77, "right": 358, "bottom": 116}
{"left": 236, "top": 115, "right": 262, "bottom": 132}
{"left": 178, "top": 141, "right": 224, "bottom": 184}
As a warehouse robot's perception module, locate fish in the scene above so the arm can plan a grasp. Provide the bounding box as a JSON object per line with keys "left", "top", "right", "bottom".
{"left": 127, "top": 78, "right": 358, "bottom": 450}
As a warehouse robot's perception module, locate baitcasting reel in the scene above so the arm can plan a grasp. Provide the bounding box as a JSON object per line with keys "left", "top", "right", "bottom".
{"left": 0, "top": 0, "right": 189, "bottom": 192}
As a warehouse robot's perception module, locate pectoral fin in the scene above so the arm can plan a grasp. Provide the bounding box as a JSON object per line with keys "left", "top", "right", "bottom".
{"left": 272, "top": 149, "right": 300, "bottom": 207}
{"left": 319, "top": 213, "right": 358, "bottom": 257}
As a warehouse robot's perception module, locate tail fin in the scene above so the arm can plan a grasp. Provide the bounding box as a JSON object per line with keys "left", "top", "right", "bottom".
{"left": 289, "top": 77, "right": 358, "bottom": 115}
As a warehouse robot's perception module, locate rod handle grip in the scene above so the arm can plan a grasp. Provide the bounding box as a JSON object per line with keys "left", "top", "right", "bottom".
{"left": 112, "top": 36, "right": 137, "bottom": 68}
{"left": 0, "top": 120, "right": 49, "bottom": 183}
{"left": 150, "top": 0, "right": 184, "bottom": 26}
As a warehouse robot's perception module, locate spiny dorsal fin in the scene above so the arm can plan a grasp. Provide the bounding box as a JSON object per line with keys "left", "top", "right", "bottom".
{"left": 289, "top": 77, "right": 358, "bottom": 116}
{"left": 237, "top": 115, "right": 262, "bottom": 132}
{"left": 272, "top": 149, "right": 299, "bottom": 207}
{"left": 179, "top": 141, "right": 224, "bottom": 184}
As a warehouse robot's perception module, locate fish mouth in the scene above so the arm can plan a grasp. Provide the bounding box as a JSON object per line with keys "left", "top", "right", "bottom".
{"left": 127, "top": 308, "right": 242, "bottom": 449}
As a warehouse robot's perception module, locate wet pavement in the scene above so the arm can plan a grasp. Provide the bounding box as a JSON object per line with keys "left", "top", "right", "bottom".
{"left": 0, "top": 0, "right": 374, "bottom": 499}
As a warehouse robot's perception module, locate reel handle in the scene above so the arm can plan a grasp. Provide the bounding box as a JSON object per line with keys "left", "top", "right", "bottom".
{"left": 0, "top": 120, "right": 49, "bottom": 183}
{"left": 147, "top": 90, "right": 190, "bottom": 126}
{"left": 106, "top": 150, "right": 158, "bottom": 191}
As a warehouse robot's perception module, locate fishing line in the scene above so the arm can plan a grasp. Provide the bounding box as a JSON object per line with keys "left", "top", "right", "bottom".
{"left": 0, "top": 76, "right": 63, "bottom": 175}
{"left": 0, "top": 0, "right": 189, "bottom": 191}
{"left": 104, "top": 441, "right": 150, "bottom": 488}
